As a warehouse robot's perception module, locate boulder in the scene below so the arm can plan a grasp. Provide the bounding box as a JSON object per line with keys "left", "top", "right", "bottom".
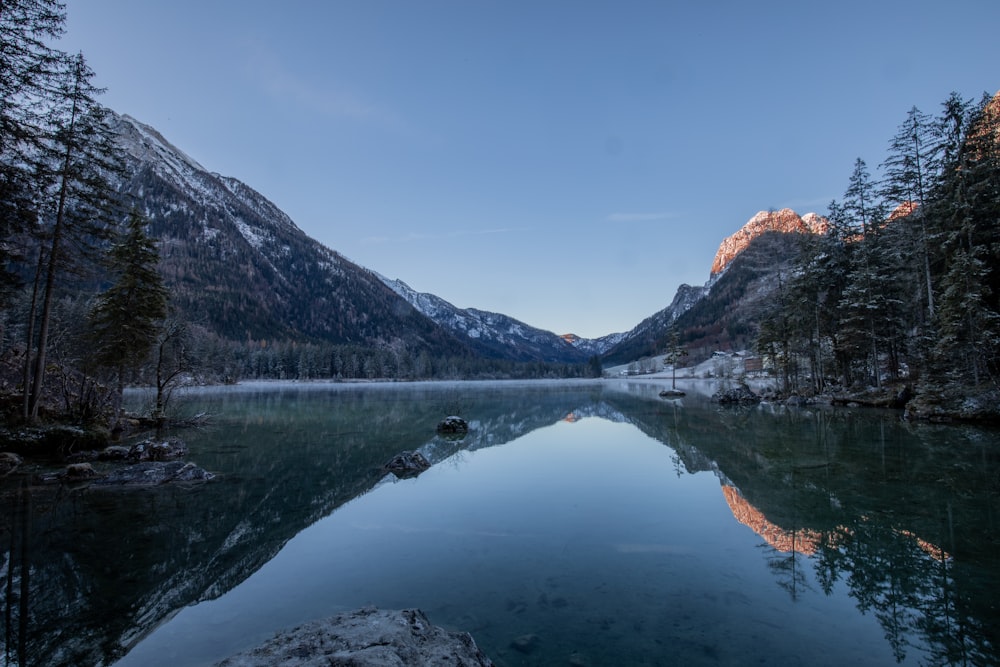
{"left": 712, "top": 383, "right": 761, "bottom": 405}
{"left": 65, "top": 462, "right": 98, "bottom": 479}
{"left": 382, "top": 451, "right": 431, "bottom": 479}
{"left": 215, "top": 607, "right": 494, "bottom": 667}
{"left": 436, "top": 416, "right": 469, "bottom": 434}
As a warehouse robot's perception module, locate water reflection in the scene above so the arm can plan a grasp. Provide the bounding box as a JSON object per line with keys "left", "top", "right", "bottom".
{"left": 0, "top": 380, "right": 997, "bottom": 666}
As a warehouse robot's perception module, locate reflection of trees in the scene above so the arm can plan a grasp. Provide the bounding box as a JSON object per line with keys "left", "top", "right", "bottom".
{"left": 831, "top": 521, "right": 925, "bottom": 662}
{"left": 763, "top": 540, "right": 812, "bottom": 601}
{"left": 610, "top": 391, "right": 999, "bottom": 666}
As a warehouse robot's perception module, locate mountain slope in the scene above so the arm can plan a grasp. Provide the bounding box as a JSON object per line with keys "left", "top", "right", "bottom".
{"left": 379, "top": 276, "right": 592, "bottom": 363}
{"left": 603, "top": 209, "right": 824, "bottom": 365}
{"left": 114, "top": 113, "right": 469, "bottom": 356}
{"left": 600, "top": 283, "right": 708, "bottom": 365}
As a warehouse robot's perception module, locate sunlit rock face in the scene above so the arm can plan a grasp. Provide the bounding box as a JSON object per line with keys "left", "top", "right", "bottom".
{"left": 710, "top": 208, "right": 828, "bottom": 275}
{"left": 888, "top": 201, "right": 919, "bottom": 221}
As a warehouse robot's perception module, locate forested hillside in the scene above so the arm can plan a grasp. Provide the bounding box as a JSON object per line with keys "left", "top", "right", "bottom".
{"left": 749, "top": 91, "right": 1000, "bottom": 413}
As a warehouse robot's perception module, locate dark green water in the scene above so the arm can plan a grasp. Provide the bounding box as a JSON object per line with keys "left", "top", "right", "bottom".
{"left": 2, "top": 380, "right": 998, "bottom": 666}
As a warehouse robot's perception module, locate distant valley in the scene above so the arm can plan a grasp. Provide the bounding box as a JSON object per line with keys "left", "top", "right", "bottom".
{"left": 115, "top": 112, "right": 819, "bottom": 370}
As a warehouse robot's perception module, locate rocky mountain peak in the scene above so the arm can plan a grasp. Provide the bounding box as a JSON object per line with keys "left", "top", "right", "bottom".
{"left": 710, "top": 208, "right": 828, "bottom": 275}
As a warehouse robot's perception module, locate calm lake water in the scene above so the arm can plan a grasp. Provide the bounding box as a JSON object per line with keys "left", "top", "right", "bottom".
{"left": 2, "top": 379, "right": 998, "bottom": 666}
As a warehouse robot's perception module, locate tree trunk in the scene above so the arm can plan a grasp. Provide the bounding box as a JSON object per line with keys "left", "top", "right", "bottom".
{"left": 26, "top": 61, "right": 80, "bottom": 422}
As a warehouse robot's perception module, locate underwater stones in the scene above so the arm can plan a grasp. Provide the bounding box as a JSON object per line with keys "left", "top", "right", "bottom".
{"left": 35, "top": 460, "right": 214, "bottom": 486}
{"left": 93, "top": 461, "right": 214, "bottom": 486}
{"left": 510, "top": 633, "right": 540, "bottom": 654}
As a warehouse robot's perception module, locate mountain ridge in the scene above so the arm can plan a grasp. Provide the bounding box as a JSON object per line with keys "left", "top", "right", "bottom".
{"left": 710, "top": 208, "right": 828, "bottom": 274}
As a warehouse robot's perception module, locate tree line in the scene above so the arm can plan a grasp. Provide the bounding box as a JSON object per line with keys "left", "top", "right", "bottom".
{"left": 757, "top": 91, "right": 1000, "bottom": 396}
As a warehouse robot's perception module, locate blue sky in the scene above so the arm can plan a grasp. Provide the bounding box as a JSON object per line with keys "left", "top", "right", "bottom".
{"left": 61, "top": 1, "right": 999, "bottom": 339}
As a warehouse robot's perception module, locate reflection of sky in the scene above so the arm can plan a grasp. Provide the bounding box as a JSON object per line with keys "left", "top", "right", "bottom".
{"left": 116, "top": 417, "right": 906, "bottom": 667}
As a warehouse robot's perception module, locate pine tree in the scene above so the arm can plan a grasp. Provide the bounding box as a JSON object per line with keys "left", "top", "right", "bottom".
{"left": 928, "top": 92, "right": 1000, "bottom": 385}
{"left": 24, "top": 51, "right": 125, "bottom": 420}
{"left": 880, "top": 106, "right": 938, "bottom": 320}
{"left": 837, "top": 159, "right": 891, "bottom": 388}
{"left": 0, "top": 0, "right": 66, "bottom": 306}
{"left": 661, "top": 325, "right": 688, "bottom": 389}
{"left": 88, "top": 208, "right": 169, "bottom": 409}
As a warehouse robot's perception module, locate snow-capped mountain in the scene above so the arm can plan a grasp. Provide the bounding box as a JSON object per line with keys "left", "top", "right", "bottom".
{"left": 559, "top": 332, "right": 628, "bottom": 357}
{"left": 378, "top": 276, "right": 596, "bottom": 362}
{"left": 113, "top": 112, "right": 470, "bottom": 357}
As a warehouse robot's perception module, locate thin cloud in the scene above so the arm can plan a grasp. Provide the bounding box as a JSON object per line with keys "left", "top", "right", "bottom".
{"left": 246, "top": 46, "right": 402, "bottom": 128}
{"left": 361, "top": 227, "right": 526, "bottom": 244}
{"left": 606, "top": 212, "right": 678, "bottom": 223}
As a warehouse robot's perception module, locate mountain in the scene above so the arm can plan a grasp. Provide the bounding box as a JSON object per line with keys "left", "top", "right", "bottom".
{"left": 378, "top": 276, "right": 594, "bottom": 363}
{"left": 601, "top": 283, "right": 708, "bottom": 365}
{"left": 710, "top": 208, "right": 827, "bottom": 274}
{"left": 111, "top": 112, "right": 821, "bottom": 370}
{"left": 114, "top": 113, "right": 471, "bottom": 357}
{"left": 603, "top": 209, "right": 824, "bottom": 365}
{"left": 559, "top": 332, "right": 627, "bottom": 357}
{"left": 112, "top": 113, "right": 624, "bottom": 366}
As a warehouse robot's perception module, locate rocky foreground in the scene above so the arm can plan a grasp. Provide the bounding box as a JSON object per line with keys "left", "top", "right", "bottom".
{"left": 216, "top": 607, "right": 493, "bottom": 667}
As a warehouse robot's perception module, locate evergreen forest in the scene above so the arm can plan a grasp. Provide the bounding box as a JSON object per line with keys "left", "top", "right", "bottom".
{"left": 754, "top": 92, "right": 1000, "bottom": 411}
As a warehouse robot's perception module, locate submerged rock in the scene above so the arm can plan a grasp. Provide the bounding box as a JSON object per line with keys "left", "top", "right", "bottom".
{"left": 35, "top": 460, "right": 214, "bottom": 486}
{"left": 382, "top": 450, "right": 431, "bottom": 479}
{"left": 215, "top": 607, "right": 494, "bottom": 667}
{"left": 68, "top": 438, "right": 190, "bottom": 464}
{"left": 93, "top": 461, "right": 214, "bottom": 486}
{"left": 0, "top": 452, "right": 23, "bottom": 476}
{"left": 510, "top": 633, "right": 541, "bottom": 654}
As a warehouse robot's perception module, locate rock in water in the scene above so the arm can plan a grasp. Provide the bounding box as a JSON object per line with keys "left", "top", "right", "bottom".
{"left": 436, "top": 415, "right": 469, "bottom": 434}
{"left": 382, "top": 451, "right": 431, "bottom": 479}
{"left": 712, "top": 382, "right": 761, "bottom": 405}
{"left": 215, "top": 607, "right": 494, "bottom": 666}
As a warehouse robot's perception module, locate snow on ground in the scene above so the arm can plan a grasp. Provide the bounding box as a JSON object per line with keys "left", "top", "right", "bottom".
{"left": 603, "top": 352, "right": 778, "bottom": 395}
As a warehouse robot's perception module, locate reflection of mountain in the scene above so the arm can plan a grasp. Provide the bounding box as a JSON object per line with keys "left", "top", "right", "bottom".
{"left": 1, "top": 383, "right": 997, "bottom": 666}
{"left": 0, "top": 383, "right": 609, "bottom": 666}
{"left": 721, "top": 485, "right": 822, "bottom": 555}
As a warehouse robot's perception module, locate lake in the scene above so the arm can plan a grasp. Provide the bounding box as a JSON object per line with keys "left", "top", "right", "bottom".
{"left": 2, "top": 379, "right": 998, "bottom": 666}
